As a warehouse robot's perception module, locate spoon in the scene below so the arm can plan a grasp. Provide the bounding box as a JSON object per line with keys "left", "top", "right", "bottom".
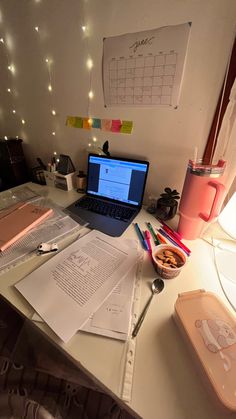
{"left": 132, "top": 278, "right": 164, "bottom": 338}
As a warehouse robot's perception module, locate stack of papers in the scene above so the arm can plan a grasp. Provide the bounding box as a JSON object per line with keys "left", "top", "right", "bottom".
{"left": 15, "top": 230, "right": 140, "bottom": 342}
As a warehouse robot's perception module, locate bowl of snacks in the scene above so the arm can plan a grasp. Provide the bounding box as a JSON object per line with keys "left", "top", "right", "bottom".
{"left": 152, "top": 244, "right": 186, "bottom": 279}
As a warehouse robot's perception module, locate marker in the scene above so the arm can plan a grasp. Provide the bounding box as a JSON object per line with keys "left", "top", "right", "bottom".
{"left": 144, "top": 230, "right": 152, "bottom": 255}
{"left": 157, "top": 232, "right": 167, "bottom": 244}
{"left": 158, "top": 219, "right": 182, "bottom": 240}
{"left": 162, "top": 225, "right": 191, "bottom": 255}
{"left": 146, "top": 222, "right": 160, "bottom": 245}
{"left": 134, "top": 223, "right": 148, "bottom": 250}
{"left": 158, "top": 228, "right": 190, "bottom": 256}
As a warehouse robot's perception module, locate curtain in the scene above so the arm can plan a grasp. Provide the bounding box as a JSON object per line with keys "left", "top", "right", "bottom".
{"left": 212, "top": 77, "right": 236, "bottom": 200}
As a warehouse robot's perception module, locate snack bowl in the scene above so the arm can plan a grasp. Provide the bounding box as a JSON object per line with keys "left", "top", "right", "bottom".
{"left": 152, "top": 244, "right": 187, "bottom": 279}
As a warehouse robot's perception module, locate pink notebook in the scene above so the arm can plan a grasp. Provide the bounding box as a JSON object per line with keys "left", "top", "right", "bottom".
{"left": 0, "top": 202, "right": 53, "bottom": 251}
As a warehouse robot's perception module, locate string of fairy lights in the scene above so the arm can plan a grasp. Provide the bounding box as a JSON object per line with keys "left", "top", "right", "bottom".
{"left": 0, "top": 0, "right": 98, "bottom": 154}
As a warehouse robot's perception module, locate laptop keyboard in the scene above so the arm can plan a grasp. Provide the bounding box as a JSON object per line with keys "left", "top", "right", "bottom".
{"left": 75, "top": 197, "right": 136, "bottom": 222}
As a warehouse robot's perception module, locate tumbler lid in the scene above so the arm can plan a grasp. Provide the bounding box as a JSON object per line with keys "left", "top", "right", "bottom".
{"left": 187, "top": 159, "right": 226, "bottom": 177}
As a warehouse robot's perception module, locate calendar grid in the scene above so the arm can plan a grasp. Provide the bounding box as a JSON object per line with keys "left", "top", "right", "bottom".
{"left": 108, "top": 52, "right": 177, "bottom": 105}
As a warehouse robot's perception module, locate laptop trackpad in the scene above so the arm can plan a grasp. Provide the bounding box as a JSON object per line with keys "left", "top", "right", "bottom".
{"left": 66, "top": 206, "right": 130, "bottom": 237}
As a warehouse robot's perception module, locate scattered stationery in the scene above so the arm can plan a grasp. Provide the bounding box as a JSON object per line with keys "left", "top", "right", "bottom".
{"left": 162, "top": 224, "right": 191, "bottom": 255}
{"left": 158, "top": 219, "right": 182, "bottom": 240}
{"left": 0, "top": 202, "right": 53, "bottom": 252}
{"left": 146, "top": 222, "right": 160, "bottom": 245}
{"left": 15, "top": 230, "right": 138, "bottom": 342}
{"left": 158, "top": 228, "right": 190, "bottom": 256}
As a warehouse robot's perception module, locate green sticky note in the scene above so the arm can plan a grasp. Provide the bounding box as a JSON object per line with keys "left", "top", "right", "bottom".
{"left": 120, "top": 120, "right": 133, "bottom": 134}
{"left": 92, "top": 118, "right": 101, "bottom": 129}
{"left": 74, "top": 117, "right": 83, "bottom": 128}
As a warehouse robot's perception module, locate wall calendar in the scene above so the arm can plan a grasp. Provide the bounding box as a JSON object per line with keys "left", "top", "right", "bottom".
{"left": 102, "top": 22, "right": 191, "bottom": 108}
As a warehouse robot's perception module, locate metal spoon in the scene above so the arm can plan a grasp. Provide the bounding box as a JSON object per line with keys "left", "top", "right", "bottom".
{"left": 132, "top": 278, "right": 164, "bottom": 338}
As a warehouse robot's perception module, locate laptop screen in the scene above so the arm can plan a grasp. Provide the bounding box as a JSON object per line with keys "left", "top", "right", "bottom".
{"left": 87, "top": 154, "right": 149, "bottom": 207}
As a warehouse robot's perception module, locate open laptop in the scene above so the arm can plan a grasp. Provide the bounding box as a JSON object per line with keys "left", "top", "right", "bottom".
{"left": 66, "top": 153, "right": 149, "bottom": 237}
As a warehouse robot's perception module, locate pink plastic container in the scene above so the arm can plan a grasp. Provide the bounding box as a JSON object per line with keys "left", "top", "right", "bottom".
{"left": 177, "top": 159, "right": 226, "bottom": 239}
{"left": 174, "top": 289, "right": 236, "bottom": 413}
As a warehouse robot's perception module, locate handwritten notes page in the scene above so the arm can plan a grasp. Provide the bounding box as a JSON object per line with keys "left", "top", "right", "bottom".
{"left": 103, "top": 22, "right": 191, "bottom": 108}
{"left": 15, "top": 230, "right": 138, "bottom": 342}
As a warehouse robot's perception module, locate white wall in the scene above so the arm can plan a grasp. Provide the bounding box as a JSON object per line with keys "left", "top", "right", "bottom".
{"left": 0, "top": 0, "right": 236, "bottom": 203}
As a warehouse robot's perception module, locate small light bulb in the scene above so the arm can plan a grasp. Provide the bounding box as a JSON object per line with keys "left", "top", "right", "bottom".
{"left": 52, "top": 131, "right": 56, "bottom": 136}
{"left": 45, "top": 58, "right": 49, "bottom": 63}
{"left": 87, "top": 58, "right": 93, "bottom": 69}
{"left": 48, "top": 84, "right": 52, "bottom": 92}
{"left": 93, "top": 137, "right": 97, "bottom": 142}
{"left": 35, "top": 26, "right": 39, "bottom": 32}
{"left": 4, "top": 136, "right": 8, "bottom": 140}
{"left": 51, "top": 110, "right": 56, "bottom": 116}
{"left": 21, "top": 119, "right": 25, "bottom": 124}
{"left": 56, "top": 158, "right": 60, "bottom": 163}
{"left": 53, "top": 151, "right": 57, "bottom": 155}
{"left": 82, "top": 25, "right": 86, "bottom": 32}
{"left": 88, "top": 143, "right": 91, "bottom": 147}
{"left": 12, "top": 109, "right": 16, "bottom": 114}
{"left": 88, "top": 118, "right": 93, "bottom": 125}
{"left": 0, "top": 38, "right": 4, "bottom": 43}
{"left": 88, "top": 90, "right": 94, "bottom": 99}
{"left": 8, "top": 65, "right": 11, "bottom": 71}
{"left": 7, "top": 88, "right": 11, "bottom": 93}
{"left": 16, "top": 136, "right": 19, "bottom": 139}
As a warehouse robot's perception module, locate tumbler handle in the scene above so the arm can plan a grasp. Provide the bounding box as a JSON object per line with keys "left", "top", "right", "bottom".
{"left": 199, "top": 181, "right": 225, "bottom": 222}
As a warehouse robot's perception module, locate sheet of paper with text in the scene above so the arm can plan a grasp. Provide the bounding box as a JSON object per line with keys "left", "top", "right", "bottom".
{"left": 15, "top": 230, "right": 138, "bottom": 342}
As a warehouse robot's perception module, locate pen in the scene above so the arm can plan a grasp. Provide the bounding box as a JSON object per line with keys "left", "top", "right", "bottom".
{"left": 162, "top": 225, "right": 191, "bottom": 254}
{"left": 158, "top": 219, "right": 182, "bottom": 240}
{"left": 146, "top": 222, "right": 160, "bottom": 245}
{"left": 144, "top": 230, "right": 152, "bottom": 255}
{"left": 158, "top": 228, "right": 190, "bottom": 256}
{"left": 157, "top": 232, "right": 167, "bottom": 244}
{"left": 134, "top": 223, "right": 148, "bottom": 251}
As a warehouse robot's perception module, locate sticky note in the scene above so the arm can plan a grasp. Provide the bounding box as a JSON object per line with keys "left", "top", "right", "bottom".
{"left": 66, "top": 116, "right": 76, "bottom": 127}
{"left": 101, "top": 119, "right": 112, "bottom": 131}
{"left": 66, "top": 116, "right": 83, "bottom": 128}
{"left": 120, "top": 120, "right": 133, "bottom": 134}
{"left": 74, "top": 117, "right": 83, "bottom": 128}
{"left": 92, "top": 118, "right": 101, "bottom": 129}
{"left": 83, "top": 118, "right": 92, "bottom": 130}
{"left": 111, "top": 119, "right": 121, "bottom": 133}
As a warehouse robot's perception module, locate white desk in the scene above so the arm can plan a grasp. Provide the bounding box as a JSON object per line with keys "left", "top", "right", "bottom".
{"left": 0, "top": 183, "right": 235, "bottom": 419}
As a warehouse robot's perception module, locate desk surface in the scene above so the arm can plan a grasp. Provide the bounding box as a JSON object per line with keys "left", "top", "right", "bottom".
{"left": 0, "top": 183, "right": 235, "bottom": 419}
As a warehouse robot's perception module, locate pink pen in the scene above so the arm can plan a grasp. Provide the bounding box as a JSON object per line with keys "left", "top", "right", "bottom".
{"left": 144, "top": 230, "right": 152, "bottom": 255}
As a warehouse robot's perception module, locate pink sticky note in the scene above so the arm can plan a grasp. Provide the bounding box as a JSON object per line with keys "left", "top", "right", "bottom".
{"left": 101, "top": 119, "right": 112, "bottom": 131}
{"left": 111, "top": 119, "right": 121, "bottom": 133}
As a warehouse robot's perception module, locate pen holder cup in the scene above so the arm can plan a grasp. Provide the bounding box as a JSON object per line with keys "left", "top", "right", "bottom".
{"left": 152, "top": 244, "right": 187, "bottom": 279}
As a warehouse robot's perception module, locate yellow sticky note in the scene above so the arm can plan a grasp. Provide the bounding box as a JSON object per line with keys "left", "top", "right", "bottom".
{"left": 83, "top": 118, "right": 92, "bottom": 130}
{"left": 66, "top": 116, "right": 76, "bottom": 127}
{"left": 66, "top": 116, "right": 83, "bottom": 128}
{"left": 120, "top": 120, "right": 133, "bottom": 134}
{"left": 101, "top": 119, "right": 112, "bottom": 131}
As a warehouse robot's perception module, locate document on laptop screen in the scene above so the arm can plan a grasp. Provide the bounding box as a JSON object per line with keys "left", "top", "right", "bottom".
{"left": 15, "top": 230, "right": 138, "bottom": 342}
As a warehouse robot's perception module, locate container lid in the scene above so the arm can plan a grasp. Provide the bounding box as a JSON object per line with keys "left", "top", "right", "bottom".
{"left": 187, "top": 159, "right": 226, "bottom": 177}
{"left": 175, "top": 289, "right": 236, "bottom": 411}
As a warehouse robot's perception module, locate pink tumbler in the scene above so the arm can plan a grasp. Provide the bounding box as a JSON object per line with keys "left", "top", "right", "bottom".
{"left": 177, "top": 159, "right": 226, "bottom": 240}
